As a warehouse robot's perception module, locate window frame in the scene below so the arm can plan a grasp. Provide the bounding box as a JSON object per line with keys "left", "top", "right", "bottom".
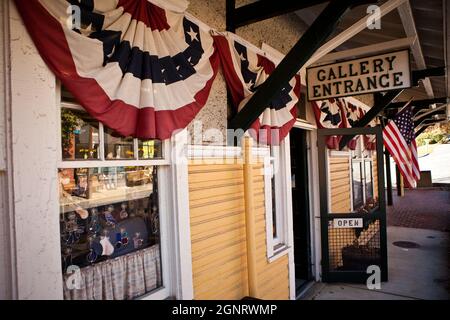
{"left": 264, "top": 140, "right": 291, "bottom": 261}
{"left": 350, "top": 138, "right": 374, "bottom": 211}
{"left": 57, "top": 101, "right": 176, "bottom": 300}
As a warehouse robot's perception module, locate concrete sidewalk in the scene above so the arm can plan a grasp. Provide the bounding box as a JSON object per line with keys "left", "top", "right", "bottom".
{"left": 301, "top": 226, "right": 449, "bottom": 300}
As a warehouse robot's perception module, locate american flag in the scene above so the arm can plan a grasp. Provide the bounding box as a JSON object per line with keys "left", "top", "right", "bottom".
{"left": 383, "top": 101, "right": 420, "bottom": 188}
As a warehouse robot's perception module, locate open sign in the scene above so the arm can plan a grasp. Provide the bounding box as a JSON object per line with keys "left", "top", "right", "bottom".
{"left": 333, "top": 218, "right": 363, "bottom": 228}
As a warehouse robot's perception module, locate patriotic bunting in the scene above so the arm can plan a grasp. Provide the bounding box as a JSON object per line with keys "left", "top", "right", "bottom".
{"left": 14, "top": 0, "right": 219, "bottom": 140}
{"left": 213, "top": 33, "right": 300, "bottom": 145}
{"left": 311, "top": 98, "right": 347, "bottom": 149}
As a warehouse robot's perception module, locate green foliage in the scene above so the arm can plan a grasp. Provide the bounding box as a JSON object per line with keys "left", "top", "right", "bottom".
{"left": 416, "top": 123, "right": 450, "bottom": 146}
{"left": 61, "top": 109, "right": 81, "bottom": 150}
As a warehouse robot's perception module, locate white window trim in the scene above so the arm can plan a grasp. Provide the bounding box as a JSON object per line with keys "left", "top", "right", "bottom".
{"left": 57, "top": 96, "right": 186, "bottom": 300}
{"left": 264, "top": 140, "right": 291, "bottom": 262}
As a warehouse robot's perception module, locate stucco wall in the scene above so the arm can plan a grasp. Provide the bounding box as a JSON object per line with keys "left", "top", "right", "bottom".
{"left": 8, "top": 1, "right": 63, "bottom": 299}
{"left": 0, "top": 0, "right": 11, "bottom": 300}
{"left": 186, "top": 0, "right": 307, "bottom": 145}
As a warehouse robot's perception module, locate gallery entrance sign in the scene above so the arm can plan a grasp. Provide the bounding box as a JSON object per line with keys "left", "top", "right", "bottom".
{"left": 307, "top": 49, "right": 411, "bottom": 101}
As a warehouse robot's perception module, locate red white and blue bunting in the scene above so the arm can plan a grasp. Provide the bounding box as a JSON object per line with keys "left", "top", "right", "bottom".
{"left": 14, "top": 0, "right": 219, "bottom": 140}
{"left": 213, "top": 33, "right": 300, "bottom": 145}
{"left": 311, "top": 98, "right": 346, "bottom": 149}
{"left": 312, "top": 98, "right": 373, "bottom": 150}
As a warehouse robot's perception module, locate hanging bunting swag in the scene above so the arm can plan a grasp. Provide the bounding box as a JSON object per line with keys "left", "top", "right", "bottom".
{"left": 14, "top": 0, "right": 219, "bottom": 139}
{"left": 213, "top": 34, "right": 300, "bottom": 145}
{"left": 311, "top": 98, "right": 347, "bottom": 149}
{"left": 312, "top": 98, "right": 376, "bottom": 150}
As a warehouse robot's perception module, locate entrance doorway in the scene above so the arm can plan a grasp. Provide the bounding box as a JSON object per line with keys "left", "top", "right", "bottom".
{"left": 290, "top": 128, "right": 313, "bottom": 294}
{"left": 317, "top": 127, "right": 388, "bottom": 283}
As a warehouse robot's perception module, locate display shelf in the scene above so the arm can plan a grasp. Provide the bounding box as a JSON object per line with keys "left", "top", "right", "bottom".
{"left": 60, "top": 184, "right": 153, "bottom": 213}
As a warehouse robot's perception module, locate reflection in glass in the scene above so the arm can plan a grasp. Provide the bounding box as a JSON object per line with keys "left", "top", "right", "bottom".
{"left": 352, "top": 160, "right": 364, "bottom": 210}
{"left": 138, "top": 140, "right": 163, "bottom": 159}
{"left": 104, "top": 128, "right": 135, "bottom": 159}
{"left": 59, "top": 166, "right": 162, "bottom": 300}
{"left": 61, "top": 108, "right": 99, "bottom": 160}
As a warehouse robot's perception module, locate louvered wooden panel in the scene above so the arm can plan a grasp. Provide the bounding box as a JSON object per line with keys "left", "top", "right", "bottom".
{"left": 188, "top": 160, "right": 289, "bottom": 300}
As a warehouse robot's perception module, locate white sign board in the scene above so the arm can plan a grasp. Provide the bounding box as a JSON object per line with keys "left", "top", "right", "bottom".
{"left": 307, "top": 49, "right": 411, "bottom": 101}
{"left": 333, "top": 218, "right": 363, "bottom": 229}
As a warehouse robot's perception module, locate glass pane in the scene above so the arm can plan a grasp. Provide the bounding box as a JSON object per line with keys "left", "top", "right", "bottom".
{"left": 352, "top": 160, "right": 364, "bottom": 210}
{"left": 61, "top": 108, "right": 100, "bottom": 160}
{"left": 364, "top": 160, "right": 374, "bottom": 201}
{"left": 59, "top": 166, "right": 162, "bottom": 300}
{"left": 326, "top": 133, "right": 379, "bottom": 214}
{"left": 138, "top": 140, "right": 163, "bottom": 159}
{"left": 104, "top": 128, "right": 135, "bottom": 160}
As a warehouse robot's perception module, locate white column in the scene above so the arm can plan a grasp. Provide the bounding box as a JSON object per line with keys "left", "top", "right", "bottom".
{"left": 8, "top": 0, "right": 63, "bottom": 299}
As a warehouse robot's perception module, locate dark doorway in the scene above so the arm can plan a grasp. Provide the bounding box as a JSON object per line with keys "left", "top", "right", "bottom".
{"left": 290, "top": 128, "right": 313, "bottom": 294}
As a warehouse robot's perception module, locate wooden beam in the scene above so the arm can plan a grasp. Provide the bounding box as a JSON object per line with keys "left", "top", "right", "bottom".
{"left": 411, "top": 66, "right": 446, "bottom": 86}
{"left": 232, "top": 0, "right": 329, "bottom": 29}
{"left": 226, "top": 0, "right": 236, "bottom": 32}
{"left": 414, "top": 105, "right": 447, "bottom": 122}
{"left": 385, "top": 96, "right": 447, "bottom": 109}
{"left": 229, "top": 0, "right": 376, "bottom": 132}
{"left": 414, "top": 114, "right": 447, "bottom": 128}
{"left": 316, "top": 36, "right": 416, "bottom": 64}
{"left": 398, "top": 1, "right": 434, "bottom": 98}
{"left": 305, "top": 0, "right": 407, "bottom": 67}
{"left": 338, "top": 89, "right": 403, "bottom": 149}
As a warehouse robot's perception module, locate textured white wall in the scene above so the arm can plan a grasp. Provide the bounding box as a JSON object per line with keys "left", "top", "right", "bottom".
{"left": 8, "top": 1, "right": 63, "bottom": 299}
{"left": 0, "top": 0, "right": 12, "bottom": 300}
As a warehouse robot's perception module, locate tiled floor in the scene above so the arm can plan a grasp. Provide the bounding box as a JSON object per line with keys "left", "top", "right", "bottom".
{"left": 387, "top": 188, "right": 450, "bottom": 232}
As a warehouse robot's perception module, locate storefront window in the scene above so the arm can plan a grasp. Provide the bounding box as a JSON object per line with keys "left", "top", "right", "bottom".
{"left": 61, "top": 107, "right": 163, "bottom": 161}
{"left": 59, "top": 166, "right": 162, "bottom": 300}
{"left": 61, "top": 109, "right": 99, "bottom": 160}
{"left": 59, "top": 103, "right": 166, "bottom": 300}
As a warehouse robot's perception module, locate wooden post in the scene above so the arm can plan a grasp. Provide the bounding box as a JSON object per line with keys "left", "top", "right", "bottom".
{"left": 395, "top": 165, "right": 404, "bottom": 197}
{"left": 242, "top": 136, "right": 258, "bottom": 298}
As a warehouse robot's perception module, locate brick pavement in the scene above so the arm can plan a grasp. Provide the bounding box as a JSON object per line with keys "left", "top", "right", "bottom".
{"left": 387, "top": 188, "right": 450, "bottom": 232}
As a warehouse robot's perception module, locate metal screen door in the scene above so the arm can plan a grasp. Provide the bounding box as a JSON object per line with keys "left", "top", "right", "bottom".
{"left": 318, "top": 127, "right": 388, "bottom": 283}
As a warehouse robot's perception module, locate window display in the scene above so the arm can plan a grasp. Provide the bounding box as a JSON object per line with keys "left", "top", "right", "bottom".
{"left": 59, "top": 166, "right": 162, "bottom": 299}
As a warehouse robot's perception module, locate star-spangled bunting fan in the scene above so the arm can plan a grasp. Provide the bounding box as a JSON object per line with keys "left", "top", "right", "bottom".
{"left": 383, "top": 101, "right": 420, "bottom": 188}
{"left": 14, "top": 0, "right": 219, "bottom": 139}
{"left": 311, "top": 98, "right": 346, "bottom": 149}
{"left": 213, "top": 34, "right": 300, "bottom": 145}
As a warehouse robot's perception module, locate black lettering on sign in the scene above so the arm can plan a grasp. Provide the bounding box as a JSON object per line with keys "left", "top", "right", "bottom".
{"left": 367, "top": 75, "right": 377, "bottom": 90}
{"left": 373, "top": 58, "right": 384, "bottom": 73}
{"left": 317, "top": 69, "right": 326, "bottom": 81}
{"left": 360, "top": 61, "right": 369, "bottom": 75}
{"left": 323, "top": 83, "right": 332, "bottom": 96}
{"left": 344, "top": 80, "right": 353, "bottom": 93}
{"left": 313, "top": 85, "right": 321, "bottom": 98}
{"left": 355, "top": 78, "right": 365, "bottom": 92}
{"left": 379, "top": 74, "right": 389, "bottom": 88}
{"left": 393, "top": 72, "right": 403, "bottom": 86}
{"left": 333, "top": 81, "right": 342, "bottom": 95}
{"left": 385, "top": 56, "right": 396, "bottom": 71}
{"left": 348, "top": 63, "right": 358, "bottom": 77}
{"left": 328, "top": 68, "right": 337, "bottom": 81}
{"left": 338, "top": 65, "right": 347, "bottom": 78}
